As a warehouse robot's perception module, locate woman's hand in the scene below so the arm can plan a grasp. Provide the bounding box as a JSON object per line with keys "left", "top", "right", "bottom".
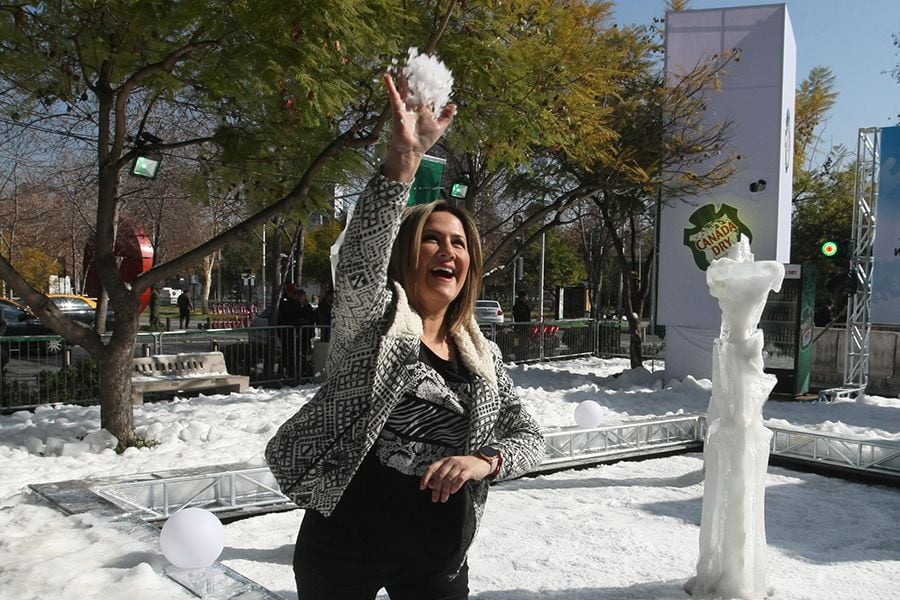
{"left": 382, "top": 73, "right": 456, "bottom": 183}
{"left": 419, "top": 455, "right": 493, "bottom": 503}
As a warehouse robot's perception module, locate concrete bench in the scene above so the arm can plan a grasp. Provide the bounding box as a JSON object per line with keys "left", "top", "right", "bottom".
{"left": 131, "top": 351, "right": 249, "bottom": 405}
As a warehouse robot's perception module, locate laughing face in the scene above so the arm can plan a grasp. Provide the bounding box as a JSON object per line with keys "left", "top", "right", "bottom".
{"left": 414, "top": 210, "right": 470, "bottom": 318}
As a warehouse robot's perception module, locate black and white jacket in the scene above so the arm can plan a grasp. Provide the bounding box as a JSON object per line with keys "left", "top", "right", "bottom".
{"left": 265, "top": 174, "right": 544, "bottom": 542}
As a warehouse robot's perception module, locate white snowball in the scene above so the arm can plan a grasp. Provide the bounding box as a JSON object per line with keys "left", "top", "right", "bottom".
{"left": 401, "top": 47, "right": 453, "bottom": 114}
{"left": 574, "top": 400, "right": 604, "bottom": 429}
{"left": 160, "top": 507, "right": 225, "bottom": 569}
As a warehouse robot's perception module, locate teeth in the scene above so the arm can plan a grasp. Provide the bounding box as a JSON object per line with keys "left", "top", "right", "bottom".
{"left": 432, "top": 268, "right": 453, "bottom": 276}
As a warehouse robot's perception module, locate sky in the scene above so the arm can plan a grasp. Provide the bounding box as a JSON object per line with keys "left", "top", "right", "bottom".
{"left": 0, "top": 356, "right": 898, "bottom": 599}
{"left": 611, "top": 0, "right": 900, "bottom": 158}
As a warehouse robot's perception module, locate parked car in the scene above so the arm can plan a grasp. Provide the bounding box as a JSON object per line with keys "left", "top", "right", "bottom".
{"left": 4, "top": 294, "right": 114, "bottom": 337}
{"left": 44, "top": 294, "right": 116, "bottom": 331}
{"left": 475, "top": 299, "right": 505, "bottom": 324}
{"left": 0, "top": 298, "right": 40, "bottom": 337}
{"left": 1, "top": 298, "right": 59, "bottom": 359}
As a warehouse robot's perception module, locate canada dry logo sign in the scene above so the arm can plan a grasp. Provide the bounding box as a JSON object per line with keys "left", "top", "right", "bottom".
{"left": 682, "top": 203, "right": 752, "bottom": 271}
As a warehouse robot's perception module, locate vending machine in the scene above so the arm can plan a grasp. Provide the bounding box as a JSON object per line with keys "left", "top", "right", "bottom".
{"left": 759, "top": 264, "right": 816, "bottom": 396}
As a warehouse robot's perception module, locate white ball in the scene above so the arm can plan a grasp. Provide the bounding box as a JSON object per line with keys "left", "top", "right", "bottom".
{"left": 574, "top": 400, "right": 604, "bottom": 429}
{"left": 160, "top": 507, "right": 225, "bottom": 569}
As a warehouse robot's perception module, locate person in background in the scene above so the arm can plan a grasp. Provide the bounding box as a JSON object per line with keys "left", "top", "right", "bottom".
{"left": 512, "top": 290, "right": 531, "bottom": 323}
{"left": 295, "top": 288, "right": 317, "bottom": 376}
{"left": 315, "top": 287, "right": 334, "bottom": 343}
{"left": 278, "top": 284, "right": 302, "bottom": 378}
{"left": 266, "top": 72, "right": 544, "bottom": 600}
{"left": 814, "top": 299, "right": 834, "bottom": 327}
{"left": 177, "top": 289, "right": 193, "bottom": 329}
{"left": 512, "top": 290, "right": 532, "bottom": 360}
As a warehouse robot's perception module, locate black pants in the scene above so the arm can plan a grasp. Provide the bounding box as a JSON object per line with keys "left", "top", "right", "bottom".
{"left": 294, "top": 510, "right": 469, "bottom": 600}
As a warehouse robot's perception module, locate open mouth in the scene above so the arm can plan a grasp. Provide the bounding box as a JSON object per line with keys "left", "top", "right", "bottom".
{"left": 431, "top": 267, "right": 454, "bottom": 280}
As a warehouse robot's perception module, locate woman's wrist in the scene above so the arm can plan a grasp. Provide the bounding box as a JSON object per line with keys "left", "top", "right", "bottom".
{"left": 382, "top": 148, "right": 424, "bottom": 183}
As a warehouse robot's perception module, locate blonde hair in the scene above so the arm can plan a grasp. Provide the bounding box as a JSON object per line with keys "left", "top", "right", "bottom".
{"left": 389, "top": 200, "right": 483, "bottom": 333}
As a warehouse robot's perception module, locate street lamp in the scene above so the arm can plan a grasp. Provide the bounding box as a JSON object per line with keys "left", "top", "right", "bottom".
{"left": 131, "top": 132, "right": 163, "bottom": 179}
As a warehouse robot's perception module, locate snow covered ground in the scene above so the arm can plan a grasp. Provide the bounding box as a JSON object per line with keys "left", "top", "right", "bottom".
{"left": 1, "top": 357, "right": 898, "bottom": 599}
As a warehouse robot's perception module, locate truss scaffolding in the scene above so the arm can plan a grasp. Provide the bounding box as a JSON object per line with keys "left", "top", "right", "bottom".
{"left": 820, "top": 127, "right": 881, "bottom": 402}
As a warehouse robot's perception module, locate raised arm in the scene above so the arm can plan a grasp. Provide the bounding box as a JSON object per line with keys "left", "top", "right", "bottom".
{"left": 382, "top": 73, "right": 457, "bottom": 182}
{"left": 328, "top": 74, "right": 457, "bottom": 355}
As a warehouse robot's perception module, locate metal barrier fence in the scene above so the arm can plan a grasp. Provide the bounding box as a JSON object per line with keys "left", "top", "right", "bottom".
{"left": 481, "top": 319, "right": 663, "bottom": 363}
{"left": 0, "top": 335, "right": 100, "bottom": 407}
{"left": 0, "top": 326, "right": 317, "bottom": 409}
{"left": 1, "top": 319, "right": 662, "bottom": 409}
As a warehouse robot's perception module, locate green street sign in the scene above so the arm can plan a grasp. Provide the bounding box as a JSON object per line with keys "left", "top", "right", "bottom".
{"left": 408, "top": 155, "right": 446, "bottom": 205}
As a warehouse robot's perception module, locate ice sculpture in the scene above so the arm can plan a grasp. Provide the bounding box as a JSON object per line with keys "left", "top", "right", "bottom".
{"left": 685, "top": 237, "right": 784, "bottom": 599}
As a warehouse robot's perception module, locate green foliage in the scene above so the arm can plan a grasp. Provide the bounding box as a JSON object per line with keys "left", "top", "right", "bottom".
{"left": 37, "top": 359, "right": 101, "bottom": 403}
{"left": 13, "top": 248, "right": 61, "bottom": 293}
{"left": 439, "top": 0, "right": 623, "bottom": 170}
{"left": 0, "top": 378, "right": 35, "bottom": 407}
{"left": 794, "top": 67, "right": 838, "bottom": 170}
{"left": 118, "top": 435, "right": 161, "bottom": 453}
{"left": 1, "top": 359, "right": 100, "bottom": 407}
{"left": 791, "top": 153, "right": 855, "bottom": 299}
{"left": 303, "top": 219, "right": 344, "bottom": 286}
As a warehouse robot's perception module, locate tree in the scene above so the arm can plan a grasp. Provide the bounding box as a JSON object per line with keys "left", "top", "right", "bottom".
{"left": 303, "top": 219, "right": 343, "bottom": 288}
{"left": 0, "top": 0, "right": 435, "bottom": 446}
{"left": 496, "top": 16, "right": 736, "bottom": 367}
{"left": 793, "top": 66, "right": 838, "bottom": 172}
{"left": 434, "top": 0, "right": 627, "bottom": 266}
{"left": 790, "top": 66, "right": 855, "bottom": 309}
{"left": 1, "top": 1, "right": 629, "bottom": 447}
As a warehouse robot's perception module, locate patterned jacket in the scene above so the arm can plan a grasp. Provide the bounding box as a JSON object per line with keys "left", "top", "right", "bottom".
{"left": 265, "top": 174, "right": 544, "bottom": 550}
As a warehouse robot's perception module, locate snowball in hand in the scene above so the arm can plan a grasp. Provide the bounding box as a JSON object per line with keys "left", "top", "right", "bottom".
{"left": 574, "top": 400, "right": 604, "bottom": 429}
{"left": 160, "top": 507, "right": 225, "bottom": 569}
{"left": 401, "top": 47, "right": 453, "bottom": 114}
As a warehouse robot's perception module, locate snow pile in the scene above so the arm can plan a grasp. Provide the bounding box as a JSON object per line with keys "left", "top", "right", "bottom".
{"left": 1, "top": 358, "right": 899, "bottom": 599}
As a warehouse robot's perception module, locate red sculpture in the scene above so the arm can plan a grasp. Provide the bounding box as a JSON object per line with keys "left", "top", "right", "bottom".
{"left": 83, "top": 217, "right": 154, "bottom": 313}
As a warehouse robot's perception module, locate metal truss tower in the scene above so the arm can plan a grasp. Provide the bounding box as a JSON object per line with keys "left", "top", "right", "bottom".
{"left": 821, "top": 128, "right": 881, "bottom": 401}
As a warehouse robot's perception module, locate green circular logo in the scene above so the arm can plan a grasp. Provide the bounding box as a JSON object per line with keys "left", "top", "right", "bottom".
{"left": 821, "top": 241, "right": 838, "bottom": 257}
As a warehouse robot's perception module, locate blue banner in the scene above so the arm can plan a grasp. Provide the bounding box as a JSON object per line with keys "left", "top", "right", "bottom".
{"left": 871, "top": 126, "right": 900, "bottom": 324}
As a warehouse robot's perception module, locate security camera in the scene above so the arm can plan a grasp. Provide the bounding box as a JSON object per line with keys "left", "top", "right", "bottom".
{"left": 749, "top": 179, "right": 767, "bottom": 193}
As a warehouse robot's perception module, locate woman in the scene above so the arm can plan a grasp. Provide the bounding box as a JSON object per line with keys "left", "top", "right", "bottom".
{"left": 266, "top": 73, "right": 544, "bottom": 599}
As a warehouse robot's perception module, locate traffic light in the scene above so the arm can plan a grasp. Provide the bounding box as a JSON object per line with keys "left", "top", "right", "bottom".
{"left": 820, "top": 240, "right": 838, "bottom": 257}
{"left": 821, "top": 238, "right": 853, "bottom": 260}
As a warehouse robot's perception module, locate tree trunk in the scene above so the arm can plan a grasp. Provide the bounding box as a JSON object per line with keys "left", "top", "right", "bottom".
{"left": 97, "top": 301, "right": 140, "bottom": 448}
{"left": 201, "top": 254, "right": 215, "bottom": 313}
{"left": 628, "top": 327, "right": 644, "bottom": 369}
{"left": 148, "top": 286, "right": 161, "bottom": 328}
{"left": 98, "top": 345, "right": 136, "bottom": 448}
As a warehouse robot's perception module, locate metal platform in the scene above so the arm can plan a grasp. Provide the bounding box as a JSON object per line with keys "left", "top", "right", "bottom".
{"left": 31, "top": 416, "right": 900, "bottom": 527}
{"left": 94, "top": 464, "right": 287, "bottom": 523}
{"left": 535, "top": 413, "right": 706, "bottom": 474}
{"left": 27, "top": 464, "right": 283, "bottom": 599}
{"left": 769, "top": 425, "right": 900, "bottom": 479}
{"left": 28, "top": 415, "right": 900, "bottom": 598}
